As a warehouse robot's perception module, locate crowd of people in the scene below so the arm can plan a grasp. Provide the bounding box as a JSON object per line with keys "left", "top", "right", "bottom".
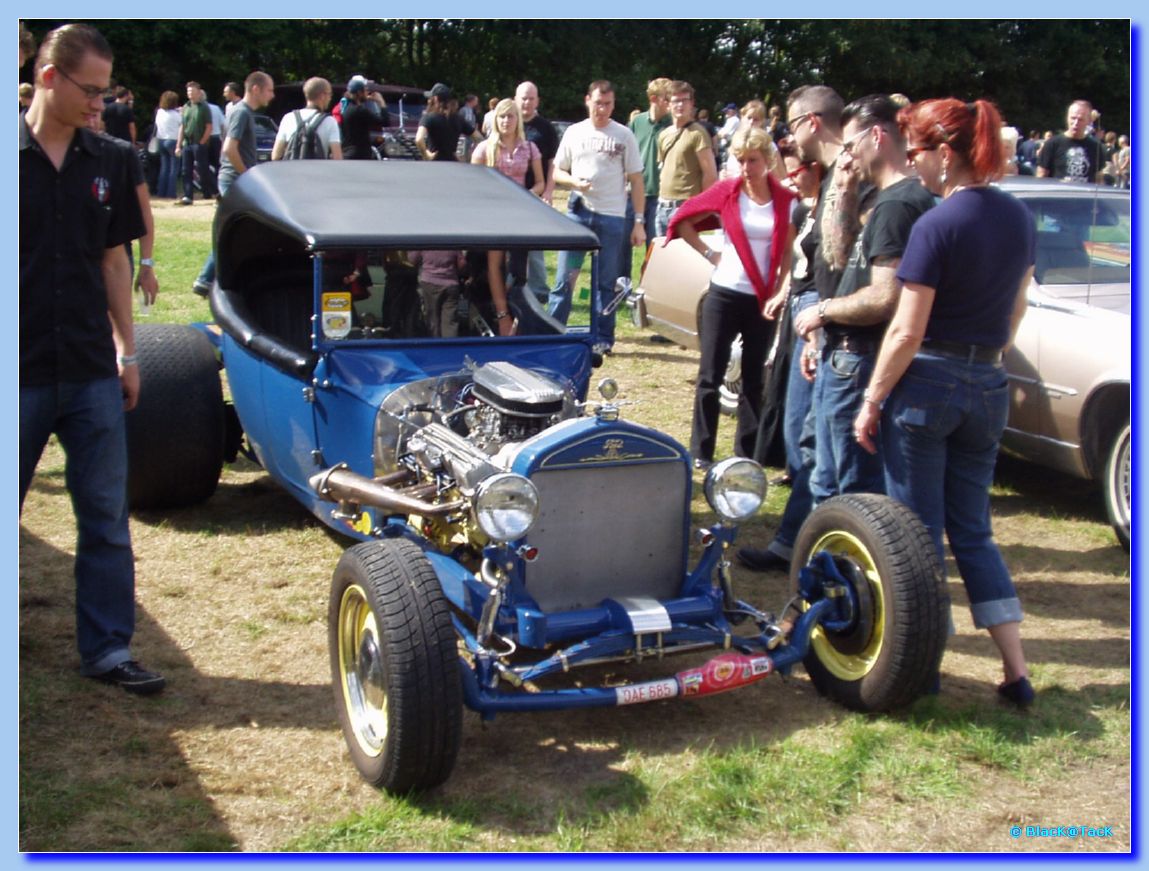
{"left": 19, "top": 18, "right": 1129, "bottom": 708}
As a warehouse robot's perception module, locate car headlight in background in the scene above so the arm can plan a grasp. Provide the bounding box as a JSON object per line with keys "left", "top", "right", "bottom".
{"left": 473, "top": 473, "right": 540, "bottom": 542}
{"left": 704, "top": 458, "right": 767, "bottom": 524}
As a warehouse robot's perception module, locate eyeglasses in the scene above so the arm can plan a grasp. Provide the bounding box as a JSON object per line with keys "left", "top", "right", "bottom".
{"left": 787, "top": 111, "right": 822, "bottom": 132}
{"left": 840, "top": 127, "right": 871, "bottom": 158}
{"left": 906, "top": 143, "right": 940, "bottom": 160}
{"left": 786, "top": 162, "right": 817, "bottom": 180}
{"left": 53, "top": 66, "right": 110, "bottom": 100}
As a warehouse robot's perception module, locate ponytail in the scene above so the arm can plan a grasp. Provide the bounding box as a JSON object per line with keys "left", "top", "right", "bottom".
{"left": 898, "top": 97, "right": 1006, "bottom": 184}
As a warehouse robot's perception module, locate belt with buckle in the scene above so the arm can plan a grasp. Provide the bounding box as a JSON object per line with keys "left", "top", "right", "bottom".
{"left": 921, "top": 339, "right": 1003, "bottom": 364}
{"left": 827, "top": 333, "right": 877, "bottom": 355}
{"left": 658, "top": 197, "right": 687, "bottom": 207}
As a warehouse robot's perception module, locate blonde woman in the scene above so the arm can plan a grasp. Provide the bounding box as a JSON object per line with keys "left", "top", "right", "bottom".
{"left": 723, "top": 99, "right": 784, "bottom": 180}
{"left": 471, "top": 98, "right": 544, "bottom": 335}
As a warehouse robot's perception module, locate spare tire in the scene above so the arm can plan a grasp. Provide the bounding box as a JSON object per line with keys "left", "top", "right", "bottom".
{"left": 126, "top": 324, "right": 225, "bottom": 509}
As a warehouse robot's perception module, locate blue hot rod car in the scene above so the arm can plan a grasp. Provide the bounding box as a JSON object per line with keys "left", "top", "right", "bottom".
{"left": 126, "top": 162, "right": 947, "bottom": 793}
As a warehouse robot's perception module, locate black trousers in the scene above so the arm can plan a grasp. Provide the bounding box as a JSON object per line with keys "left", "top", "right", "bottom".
{"left": 691, "top": 284, "right": 775, "bottom": 461}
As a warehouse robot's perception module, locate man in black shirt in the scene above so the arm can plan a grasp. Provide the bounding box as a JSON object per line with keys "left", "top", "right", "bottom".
{"left": 1037, "top": 99, "right": 1104, "bottom": 183}
{"left": 795, "top": 94, "right": 934, "bottom": 504}
{"left": 341, "top": 75, "right": 388, "bottom": 160}
{"left": 516, "top": 80, "right": 561, "bottom": 301}
{"left": 20, "top": 23, "right": 164, "bottom": 695}
{"left": 416, "top": 83, "right": 479, "bottom": 161}
{"left": 102, "top": 86, "right": 135, "bottom": 147}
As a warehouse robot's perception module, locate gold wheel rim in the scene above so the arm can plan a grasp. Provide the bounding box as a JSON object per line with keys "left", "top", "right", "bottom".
{"left": 337, "top": 584, "right": 387, "bottom": 757}
{"left": 803, "top": 530, "right": 885, "bottom": 681}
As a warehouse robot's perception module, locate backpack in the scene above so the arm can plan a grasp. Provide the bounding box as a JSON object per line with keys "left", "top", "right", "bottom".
{"left": 284, "top": 109, "right": 328, "bottom": 160}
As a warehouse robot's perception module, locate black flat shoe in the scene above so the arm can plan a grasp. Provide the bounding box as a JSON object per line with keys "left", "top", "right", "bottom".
{"left": 91, "top": 660, "right": 166, "bottom": 696}
{"left": 997, "top": 676, "right": 1034, "bottom": 708}
{"left": 736, "top": 547, "right": 790, "bottom": 573}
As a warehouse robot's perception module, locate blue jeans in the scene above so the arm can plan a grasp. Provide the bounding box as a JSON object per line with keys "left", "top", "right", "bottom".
{"left": 157, "top": 139, "right": 179, "bottom": 198}
{"left": 547, "top": 196, "right": 627, "bottom": 347}
{"left": 195, "top": 172, "right": 234, "bottom": 287}
{"left": 525, "top": 249, "right": 549, "bottom": 303}
{"left": 881, "top": 353, "right": 1021, "bottom": 629}
{"left": 783, "top": 290, "right": 818, "bottom": 476}
{"left": 654, "top": 198, "right": 686, "bottom": 238}
{"left": 180, "top": 141, "right": 202, "bottom": 200}
{"left": 810, "top": 345, "right": 885, "bottom": 503}
{"left": 20, "top": 377, "right": 136, "bottom": 674}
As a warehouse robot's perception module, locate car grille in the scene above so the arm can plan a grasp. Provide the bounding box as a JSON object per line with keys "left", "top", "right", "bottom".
{"left": 523, "top": 459, "right": 689, "bottom": 612}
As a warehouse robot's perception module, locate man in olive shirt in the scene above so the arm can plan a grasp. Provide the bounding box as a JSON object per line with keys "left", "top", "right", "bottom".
{"left": 175, "top": 80, "right": 212, "bottom": 204}
{"left": 655, "top": 80, "right": 718, "bottom": 236}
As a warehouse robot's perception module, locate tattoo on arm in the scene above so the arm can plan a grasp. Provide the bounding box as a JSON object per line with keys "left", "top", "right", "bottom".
{"left": 825, "top": 259, "right": 902, "bottom": 326}
{"left": 822, "top": 183, "right": 861, "bottom": 271}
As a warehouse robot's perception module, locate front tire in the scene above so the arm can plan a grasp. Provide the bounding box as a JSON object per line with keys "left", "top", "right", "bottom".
{"left": 329, "top": 539, "right": 462, "bottom": 793}
{"left": 790, "top": 494, "right": 948, "bottom": 712}
{"left": 1103, "top": 421, "right": 1130, "bottom": 552}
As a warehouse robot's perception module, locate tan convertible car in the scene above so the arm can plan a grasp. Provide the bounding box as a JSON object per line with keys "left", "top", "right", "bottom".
{"left": 633, "top": 178, "right": 1131, "bottom": 549}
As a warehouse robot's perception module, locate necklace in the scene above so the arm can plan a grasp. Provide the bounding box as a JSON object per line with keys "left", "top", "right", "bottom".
{"left": 946, "top": 180, "right": 988, "bottom": 198}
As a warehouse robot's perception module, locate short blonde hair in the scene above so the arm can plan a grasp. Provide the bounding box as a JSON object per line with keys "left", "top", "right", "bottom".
{"left": 647, "top": 77, "right": 672, "bottom": 101}
{"left": 730, "top": 125, "right": 774, "bottom": 161}
{"left": 741, "top": 99, "right": 767, "bottom": 125}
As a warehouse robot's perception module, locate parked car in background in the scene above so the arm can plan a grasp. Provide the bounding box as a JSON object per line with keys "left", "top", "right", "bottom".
{"left": 253, "top": 114, "right": 278, "bottom": 163}
{"left": 633, "top": 178, "right": 1131, "bottom": 549}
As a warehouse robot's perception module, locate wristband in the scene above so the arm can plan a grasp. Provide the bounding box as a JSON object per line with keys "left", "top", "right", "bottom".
{"left": 495, "top": 310, "right": 511, "bottom": 320}
{"left": 817, "top": 299, "right": 829, "bottom": 323}
{"left": 634, "top": 215, "right": 645, "bottom": 224}
{"left": 139, "top": 258, "right": 155, "bottom": 268}
{"left": 119, "top": 354, "right": 139, "bottom": 366}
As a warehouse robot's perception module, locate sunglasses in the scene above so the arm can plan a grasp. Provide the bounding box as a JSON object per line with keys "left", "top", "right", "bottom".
{"left": 787, "top": 111, "right": 822, "bottom": 131}
{"left": 786, "top": 162, "right": 817, "bottom": 180}
{"left": 840, "top": 126, "right": 873, "bottom": 158}
{"left": 906, "top": 143, "right": 940, "bottom": 160}
{"left": 54, "top": 66, "right": 110, "bottom": 100}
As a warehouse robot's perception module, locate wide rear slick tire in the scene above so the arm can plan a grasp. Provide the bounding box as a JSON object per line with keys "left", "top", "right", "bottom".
{"left": 329, "top": 539, "right": 462, "bottom": 794}
{"left": 125, "top": 324, "right": 225, "bottom": 509}
{"left": 790, "top": 494, "right": 949, "bottom": 712}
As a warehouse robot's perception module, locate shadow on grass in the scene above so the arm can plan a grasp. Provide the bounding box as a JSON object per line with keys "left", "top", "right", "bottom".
{"left": 19, "top": 529, "right": 334, "bottom": 852}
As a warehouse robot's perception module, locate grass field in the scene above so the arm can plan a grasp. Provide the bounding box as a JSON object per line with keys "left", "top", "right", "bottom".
{"left": 18, "top": 194, "right": 1132, "bottom": 853}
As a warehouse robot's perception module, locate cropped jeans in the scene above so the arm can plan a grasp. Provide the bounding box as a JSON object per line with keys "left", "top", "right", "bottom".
{"left": 881, "top": 353, "right": 1022, "bottom": 629}
{"left": 20, "top": 377, "right": 136, "bottom": 674}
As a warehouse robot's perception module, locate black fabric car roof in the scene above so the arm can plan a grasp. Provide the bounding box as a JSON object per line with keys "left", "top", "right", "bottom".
{"left": 214, "top": 161, "right": 599, "bottom": 285}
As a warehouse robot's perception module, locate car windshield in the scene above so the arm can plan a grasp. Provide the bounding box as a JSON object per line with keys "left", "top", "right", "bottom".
{"left": 1026, "top": 193, "right": 1131, "bottom": 289}
{"left": 313, "top": 248, "right": 596, "bottom": 343}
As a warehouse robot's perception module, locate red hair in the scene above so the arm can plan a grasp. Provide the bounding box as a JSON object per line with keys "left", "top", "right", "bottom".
{"left": 898, "top": 98, "right": 1005, "bottom": 183}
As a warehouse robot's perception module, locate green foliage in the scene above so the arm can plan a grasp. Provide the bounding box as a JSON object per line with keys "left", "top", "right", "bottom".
{"left": 21, "top": 19, "right": 1130, "bottom": 136}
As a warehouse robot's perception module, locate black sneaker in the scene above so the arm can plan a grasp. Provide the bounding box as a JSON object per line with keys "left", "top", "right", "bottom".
{"left": 736, "top": 547, "right": 790, "bottom": 573}
{"left": 92, "top": 660, "right": 166, "bottom": 695}
{"left": 192, "top": 280, "right": 211, "bottom": 298}
{"left": 997, "top": 676, "right": 1034, "bottom": 708}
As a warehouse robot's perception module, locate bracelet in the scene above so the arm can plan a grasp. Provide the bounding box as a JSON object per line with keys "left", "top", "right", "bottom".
{"left": 634, "top": 215, "right": 645, "bottom": 224}
{"left": 495, "top": 310, "right": 511, "bottom": 320}
{"left": 703, "top": 249, "right": 715, "bottom": 262}
{"left": 139, "top": 258, "right": 155, "bottom": 268}
{"left": 817, "top": 299, "right": 829, "bottom": 323}
{"left": 119, "top": 353, "right": 139, "bottom": 366}
{"left": 863, "top": 390, "right": 881, "bottom": 407}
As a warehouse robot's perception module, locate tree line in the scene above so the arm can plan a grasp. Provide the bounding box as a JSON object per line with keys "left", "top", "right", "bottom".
{"left": 22, "top": 19, "right": 1131, "bottom": 137}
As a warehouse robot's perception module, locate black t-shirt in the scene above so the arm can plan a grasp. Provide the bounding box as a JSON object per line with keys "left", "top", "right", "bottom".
{"left": 342, "top": 100, "right": 387, "bottom": 160}
{"left": 102, "top": 101, "right": 134, "bottom": 143}
{"left": 810, "top": 160, "right": 876, "bottom": 299}
{"left": 828, "top": 176, "right": 935, "bottom": 339}
{"left": 1037, "top": 133, "right": 1104, "bottom": 183}
{"left": 419, "top": 111, "right": 474, "bottom": 162}
{"left": 790, "top": 201, "right": 817, "bottom": 295}
{"left": 523, "top": 113, "right": 559, "bottom": 189}
{"left": 20, "top": 121, "right": 146, "bottom": 385}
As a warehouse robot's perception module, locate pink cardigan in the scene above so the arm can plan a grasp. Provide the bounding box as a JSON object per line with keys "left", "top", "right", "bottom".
{"left": 665, "top": 175, "right": 795, "bottom": 308}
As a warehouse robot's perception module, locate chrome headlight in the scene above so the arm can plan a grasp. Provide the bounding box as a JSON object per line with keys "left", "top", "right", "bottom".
{"left": 473, "top": 473, "right": 540, "bottom": 542}
{"left": 704, "top": 458, "right": 767, "bottom": 524}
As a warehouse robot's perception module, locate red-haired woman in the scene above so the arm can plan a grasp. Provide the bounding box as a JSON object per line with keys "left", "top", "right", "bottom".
{"left": 853, "top": 99, "right": 1037, "bottom": 707}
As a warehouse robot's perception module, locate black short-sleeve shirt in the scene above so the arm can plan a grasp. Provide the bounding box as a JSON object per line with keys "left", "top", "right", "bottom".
{"left": 829, "top": 176, "right": 935, "bottom": 339}
{"left": 1037, "top": 133, "right": 1104, "bottom": 183}
{"left": 523, "top": 114, "right": 560, "bottom": 189}
{"left": 20, "top": 119, "right": 146, "bottom": 386}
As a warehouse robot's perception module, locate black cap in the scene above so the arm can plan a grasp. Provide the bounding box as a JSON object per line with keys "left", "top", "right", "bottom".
{"left": 425, "top": 82, "right": 452, "bottom": 101}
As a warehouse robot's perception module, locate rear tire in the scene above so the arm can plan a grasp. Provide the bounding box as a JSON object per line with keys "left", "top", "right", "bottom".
{"left": 329, "top": 539, "right": 462, "bottom": 793}
{"left": 1103, "top": 421, "right": 1130, "bottom": 552}
{"left": 126, "top": 324, "right": 224, "bottom": 509}
{"left": 790, "top": 494, "right": 948, "bottom": 712}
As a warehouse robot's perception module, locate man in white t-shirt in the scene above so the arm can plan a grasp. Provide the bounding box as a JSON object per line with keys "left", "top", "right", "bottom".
{"left": 271, "top": 76, "right": 343, "bottom": 160}
{"left": 548, "top": 79, "right": 645, "bottom": 352}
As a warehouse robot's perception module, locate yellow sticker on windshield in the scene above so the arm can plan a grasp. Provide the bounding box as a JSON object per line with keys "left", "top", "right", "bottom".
{"left": 322, "top": 292, "right": 353, "bottom": 339}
